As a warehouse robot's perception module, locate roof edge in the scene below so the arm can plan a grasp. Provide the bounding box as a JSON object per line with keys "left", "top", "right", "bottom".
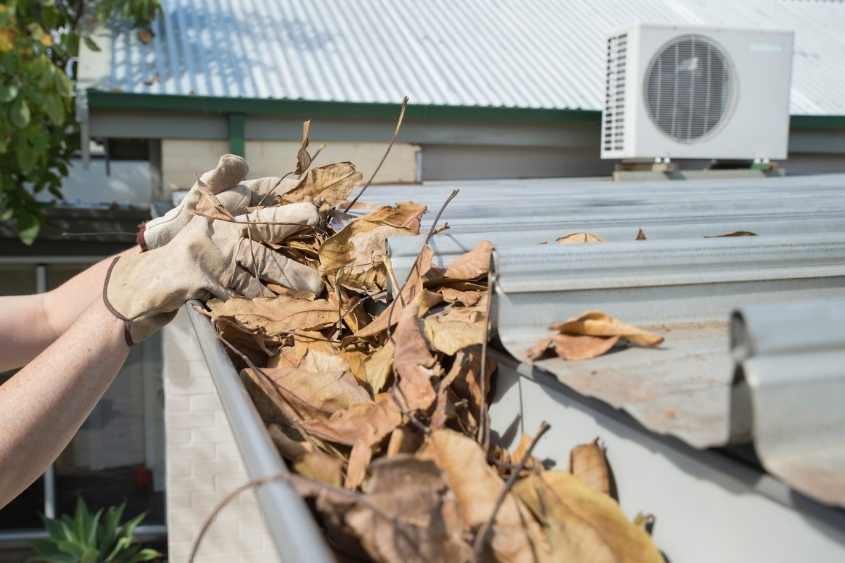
{"left": 87, "top": 91, "right": 845, "bottom": 129}
{"left": 86, "top": 91, "right": 602, "bottom": 124}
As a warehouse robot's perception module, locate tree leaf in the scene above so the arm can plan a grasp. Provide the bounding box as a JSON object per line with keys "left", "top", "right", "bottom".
{"left": 556, "top": 232, "right": 605, "bottom": 245}
{"left": 364, "top": 341, "right": 394, "bottom": 394}
{"left": 207, "top": 295, "right": 338, "bottom": 336}
{"left": 433, "top": 240, "right": 493, "bottom": 282}
{"left": 423, "top": 304, "right": 485, "bottom": 355}
{"left": 0, "top": 83, "right": 18, "bottom": 102}
{"left": 514, "top": 470, "right": 663, "bottom": 563}
{"left": 282, "top": 161, "right": 362, "bottom": 208}
{"left": 300, "top": 393, "right": 402, "bottom": 447}
{"left": 393, "top": 302, "right": 439, "bottom": 412}
{"left": 418, "top": 430, "right": 550, "bottom": 563}
{"left": 551, "top": 310, "right": 664, "bottom": 348}
{"left": 42, "top": 93, "right": 64, "bottom": 126}
{"left": 570, "top": 439, "right": 612, "bottom": 498}
{"left": 83, "top": 35, "right": 101, "bottom": 52}
{"left": 10, "top": 98, "right": 30, "bottom": 128}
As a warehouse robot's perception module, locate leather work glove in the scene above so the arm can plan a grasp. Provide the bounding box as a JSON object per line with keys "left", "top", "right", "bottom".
{"left": 138, "top": 154, "right": 301, "bottom": 250}
{"left": 105, "top": 203, "right": 324, "bottom": 345}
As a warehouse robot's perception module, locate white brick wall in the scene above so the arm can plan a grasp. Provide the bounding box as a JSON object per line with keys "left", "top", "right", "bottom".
{"left": 162, "top": 309, "right": 281, "bottom": 563}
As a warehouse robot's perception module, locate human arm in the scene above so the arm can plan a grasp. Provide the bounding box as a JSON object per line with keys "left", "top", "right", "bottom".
{"left": 0, "top": 248, "right": 139, "bottom": 372}
{"left": 0, "top": 298, "right": 129, "bottom": 508}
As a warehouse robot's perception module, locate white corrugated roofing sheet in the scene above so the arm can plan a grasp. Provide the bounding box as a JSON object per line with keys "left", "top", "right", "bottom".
{"left": 99, "top": 0, "right": 845, "bottom": 115}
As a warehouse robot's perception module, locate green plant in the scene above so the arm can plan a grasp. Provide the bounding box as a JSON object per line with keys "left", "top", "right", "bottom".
{"left": 0, "top": 0, "right": 160, "bottom": 244}
{"left": 30, "top": 497, "right": 160, "bottom": 563}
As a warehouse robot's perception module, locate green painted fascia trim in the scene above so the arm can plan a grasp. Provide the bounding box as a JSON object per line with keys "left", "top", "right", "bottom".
{"left": 789, "top": 115, "right": 845, "bottom": 130}
{"left": 87, "top": 91, "right": 845, "bottom": 129}
{"left": 87, "top": 91, "right": 602, "bottom": 124}
{"left": 227, "top": 114, "right": 245, "bottom": 156}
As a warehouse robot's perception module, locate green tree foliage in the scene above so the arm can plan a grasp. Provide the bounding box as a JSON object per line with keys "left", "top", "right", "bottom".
{"left": 0, "top": 0, "right": 160, "bottom": 244}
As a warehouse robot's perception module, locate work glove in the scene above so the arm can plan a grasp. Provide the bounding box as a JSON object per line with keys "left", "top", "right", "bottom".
{"left": 105, "top": 201, "right": 324, "bottom": 345}
{"left": 138, "top": 154, "right": 301, "bottom": 250}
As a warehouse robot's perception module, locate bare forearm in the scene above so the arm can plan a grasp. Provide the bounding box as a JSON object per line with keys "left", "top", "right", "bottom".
{"left": 0, "top": 298, "right": 129, "bottom": 508}
{"left": 0, "top": 247, "right": 139, "bottom": 371}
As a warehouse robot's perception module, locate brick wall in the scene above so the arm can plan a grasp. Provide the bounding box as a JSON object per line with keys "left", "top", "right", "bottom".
{"left": 162, "top": 309, "right": 281, "bottom": 563}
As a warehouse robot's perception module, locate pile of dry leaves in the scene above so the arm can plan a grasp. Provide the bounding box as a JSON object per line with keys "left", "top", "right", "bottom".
{"left": 195, "top": 128, "right": 664, "bottom": 562}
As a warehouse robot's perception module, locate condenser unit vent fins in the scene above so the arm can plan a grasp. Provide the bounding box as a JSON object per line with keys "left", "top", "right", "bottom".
{"left": 603, "top": 33, "right": 628, "bottom": 153}
{"left": 644, "top": 34, "right": 734, "bottom": 143}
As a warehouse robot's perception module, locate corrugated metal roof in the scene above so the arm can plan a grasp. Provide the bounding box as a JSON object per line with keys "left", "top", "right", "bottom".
{"left": 97, "top": 0, "right": 845, "bottom": 115}
{"left": 362, "top": 173, "right": 845, "bottom": 506}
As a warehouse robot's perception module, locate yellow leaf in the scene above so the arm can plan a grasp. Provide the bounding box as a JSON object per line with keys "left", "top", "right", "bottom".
{"left": 0, "top": 28, "right": 14, "bottom": 52}
{"left": 514, "top": 471, "right": 663, "bottom": 563}
{"left": 551, "top": 310, "right": 664, "bottom": 348}
{"left": 418, "top": 430, "right": 550, "bottom": 563}
{"left": 570, "top": 438, "right": 612, "bottom": 497}
{"left": 40, "top": 33, "right": 53, "bottom": 47}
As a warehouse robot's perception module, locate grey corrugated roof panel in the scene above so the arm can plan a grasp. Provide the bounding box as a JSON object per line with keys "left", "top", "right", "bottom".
{"left": 96, "top": 0, "right": 845, "bottom": 115}
{"left": 376, "top": 174, "right": 845, "bottom": 507}
{"left": 732, "top": 301, "right": 845, "bottom": 507}
{"left": 370, "top": 173, "right": 845, "bottom": 262}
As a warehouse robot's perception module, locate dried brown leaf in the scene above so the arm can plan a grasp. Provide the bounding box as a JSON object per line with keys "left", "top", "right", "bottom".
{"left": 705, "top": 230, "right": 757, "bottom": 238}
{"left": 208, "top": 296, "right": 337, "bottom": 336}
{"left": 570, "top": 438, "right": 612, "bottom": 497}
{"left": 364, "top": 340, "right": 394, "bottom": 394}
{"left": 551, "top": 310, "right": 664, "bottom": 348}
{"left": 345, "top": 440, "right": 373, "bottom": 489}
{"left": 295, "top": 120, "right": 312, "bottom": 176}
{"left": 268, "top": 424, "right": 343, "bottom": 487}
{"left": 194, "top": 188, "right": 235, "bottom": 222}
{"left": 259, "top": 350, "right": 371, "bottom": 417}
{"left": 635, "top": 228, "right": 647, "bottom": 241}
{"left": 393, "top": 302, "right": 440, "bottom": 412}
{"left": 440, "top": 287, "right": 482, "bottom": 306}
{"left": 514, "top": 471, "right": 663, "bottom": 563}
{"left": 386, "top": 426, "right": 423, "bottom": 457}
{"left": 301, "top": 393, "right": 402, "bottom": 447}
{"left": 320, "top": 202, "right": 426, "bottom": 294}
{"left": 345, "top": 456, "right": 472, "bottom": 563}
{"left": 448, "top": 345, "right": 496, "bottom": 416}
{"left": 433, "top": 240, "right": 493, "bottom": 282}
{"left": 423, "top": 305, "right": 486, "bottom": 355}
{"left": 418, "top": 430, "right": 550, "bottom": 563}
{"left": 554, "top": 334, "right": 621, "bottom": 360}
{"left": 510, "top": 433, "right": 539, "bottom": 470}
{"left": 556, "top": 232, "right": 606, "bottom": 245}
{"left": 282, "top": 161, "right": 363, "bottom": 207}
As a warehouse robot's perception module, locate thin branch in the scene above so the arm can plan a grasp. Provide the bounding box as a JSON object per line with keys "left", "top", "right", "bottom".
{"left": 472, "top": 421, "right": 551, "bottom": 563}
{"left": 386, "top": 188, "right": 460, "bottom": 344}
{"left": 343, "top": 97, "right": 409, "bottom": 212}
{"left": 477, "top": 251, "right": 496, "bottom": 451}
{"left": 187, "top": 471, "right": 401, "bottom": 563}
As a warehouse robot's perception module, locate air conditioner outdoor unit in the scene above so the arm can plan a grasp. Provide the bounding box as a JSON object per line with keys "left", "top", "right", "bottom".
{"left": 601, "top": 24, "right": 794, "bottom": 161}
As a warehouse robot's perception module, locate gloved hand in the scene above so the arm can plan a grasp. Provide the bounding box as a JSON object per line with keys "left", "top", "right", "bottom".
{"left": 105, "top": 203, "right": 324, "bottom": 345}
{"left": 138, "top": 154, "right": 301, "bottom": 250}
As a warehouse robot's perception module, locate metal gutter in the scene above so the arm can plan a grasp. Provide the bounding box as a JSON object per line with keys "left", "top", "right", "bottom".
{"left": 489, "top": 349, "right": 845, "bottom": 562}
{"left": 732, "top": 301, "right": 845, "bottom": 506}
{"left": 185, "top": 304, "right": 335, "bottom": 563}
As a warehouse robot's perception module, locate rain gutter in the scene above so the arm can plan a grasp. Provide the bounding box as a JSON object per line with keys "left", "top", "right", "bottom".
{"left": 185, "top": 304, "right": 335, "bottom": 563}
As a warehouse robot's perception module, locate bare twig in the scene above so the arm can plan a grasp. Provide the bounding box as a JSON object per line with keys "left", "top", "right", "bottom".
{"left": 386, "top": 188, "right": 460, "bottom": 343}
{"left": 472, "top": 420, "right": 551, "bottom": 563}
{"left": 477, "top": 251, "right": 496, "bottom": 451}
{"left": 343, "top": 97, "right": 409, "bottom": 212}
{"left": 187, "top": 471, "right": 401, "bottom": 563}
